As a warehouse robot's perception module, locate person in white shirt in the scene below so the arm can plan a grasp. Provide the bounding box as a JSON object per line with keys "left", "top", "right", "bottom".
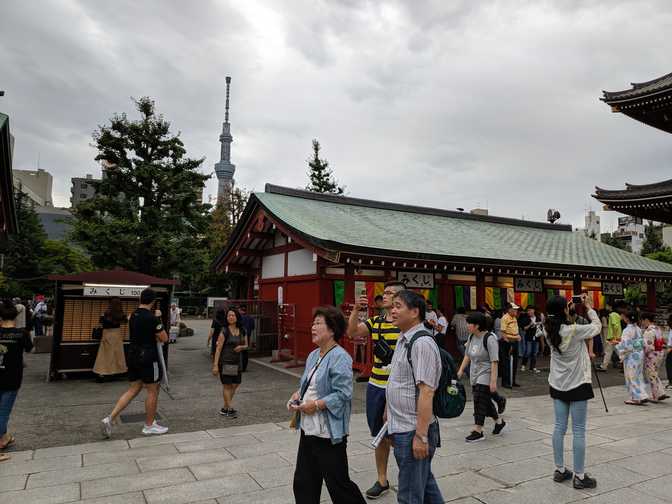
{"left": 12, "top": 299, "right": 26, "bottom": 330}
{"left": 545, "top": 294, "right": 601, "bottom": 490}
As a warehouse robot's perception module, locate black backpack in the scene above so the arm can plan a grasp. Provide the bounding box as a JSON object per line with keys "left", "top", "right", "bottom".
{"left": 406, "top": 330, "right": 466, "bottom": 419}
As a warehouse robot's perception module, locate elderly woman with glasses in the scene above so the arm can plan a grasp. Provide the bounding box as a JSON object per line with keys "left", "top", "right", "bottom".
{"left": 288, "top": 306, "right": 365, "bottom": 504}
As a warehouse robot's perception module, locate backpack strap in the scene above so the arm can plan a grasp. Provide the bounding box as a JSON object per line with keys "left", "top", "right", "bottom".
{"left": 405, "top": 330, "right": 435, "bottom": 376}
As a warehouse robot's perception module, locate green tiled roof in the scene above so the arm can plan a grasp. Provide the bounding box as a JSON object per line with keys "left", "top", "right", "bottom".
{"left": 255, "top": 188, "right": 672, "bottom": 276}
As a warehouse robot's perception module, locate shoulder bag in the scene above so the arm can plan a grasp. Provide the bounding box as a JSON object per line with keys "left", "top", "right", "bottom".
{"left": 289, "top": 345, "right": 337, "bottom": 429}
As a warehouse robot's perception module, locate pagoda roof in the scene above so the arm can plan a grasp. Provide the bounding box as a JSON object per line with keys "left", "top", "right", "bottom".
{"left": 215, "top": 185, "right": 672, "bottom": 279}
{"left": 593, "top": 179, "right": 672, "bottom": 224}
{"left": 602, "top": 72, "right": 672, "bottom": 103}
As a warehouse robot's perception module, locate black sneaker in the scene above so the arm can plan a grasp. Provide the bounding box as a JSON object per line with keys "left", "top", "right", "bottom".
{"left": 553, "top": 469, "right": 573, "bottom": 482}
{"left": 594, "top": 365, "right": 606, "bottom": 373}
{"left": 573, "top": 474, "right": 597, "bottom": 489}
{"left": 512, "top": 383, "right": 521, "bottom": 388}
{"left": 493, "top": 420, "right": 506, "bottom": 435}
{"left": 465, "top": 431, "right": 484, "bottom": 443}
{"left": 365, "top": 481, "right": 390, "bottom": 499}
{"left": 496, "top": 396, "right": 507, "bottom": 414}
{"left": 219, "top": 408, "right": 229, "bottom": 417}
{"left": 227, "top": 408, "right": 238, "bottom": 418}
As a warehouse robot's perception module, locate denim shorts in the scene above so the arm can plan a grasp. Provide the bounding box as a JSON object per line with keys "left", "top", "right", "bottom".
{"left": 366, "top": 384, "right": 387, "bottom": 437}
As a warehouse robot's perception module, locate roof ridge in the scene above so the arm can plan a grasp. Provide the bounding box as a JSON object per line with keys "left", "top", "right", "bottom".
{"left": 263, "top": 184, "right": 573, "bottom": 232}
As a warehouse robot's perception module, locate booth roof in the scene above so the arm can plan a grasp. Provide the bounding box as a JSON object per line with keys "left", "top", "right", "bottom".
{"left": 48, "top": 270, "right": 178, "bottom": 286}
{"left": 240, "top": 185, "right": 672, "bottom": 276}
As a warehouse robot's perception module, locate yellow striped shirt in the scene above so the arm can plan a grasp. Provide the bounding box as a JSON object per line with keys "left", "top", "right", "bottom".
{"left": 365, "top": 316, "right": 400, "bottom": 388}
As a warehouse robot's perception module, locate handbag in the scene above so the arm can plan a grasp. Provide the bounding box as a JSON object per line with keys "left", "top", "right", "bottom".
{"left": 373, "top": 317, "right": 394, "bottom": 366}
{"left": 220, "top": 364, "right": 240, "bottom": 376}
{"left": 289, "top": 345, "right": 337, "bottom": 429}
{"left": 92, "top": 326, "right": 104, "bottom": 340}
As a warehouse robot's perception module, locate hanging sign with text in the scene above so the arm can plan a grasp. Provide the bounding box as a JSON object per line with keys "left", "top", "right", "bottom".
{"left": 601, "top": 282, "right": 624, "bottom": 296}
{"left": 514, "top": 277, "right": 543, "bottom": 293}
{"left": 397, "top": 271, "right": 434, "bottom": 289}
{"left": 83, "top": 285, "right": 146, "bottom": 298}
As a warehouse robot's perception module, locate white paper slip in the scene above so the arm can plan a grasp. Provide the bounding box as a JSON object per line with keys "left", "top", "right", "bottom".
{"left": 371, "top": 421, "right": 388, "bottom": 448}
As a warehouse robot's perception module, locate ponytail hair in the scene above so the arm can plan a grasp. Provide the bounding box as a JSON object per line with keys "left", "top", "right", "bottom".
{"left": 545, "top": 296, "right": 568, "bottom": 353}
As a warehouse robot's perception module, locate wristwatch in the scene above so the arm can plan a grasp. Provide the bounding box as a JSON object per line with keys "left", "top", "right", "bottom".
{"left": 415, "top": 433, "right": 428, "bottom": 444}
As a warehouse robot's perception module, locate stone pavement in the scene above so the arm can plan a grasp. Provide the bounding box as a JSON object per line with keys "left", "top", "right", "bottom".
{"left": 3, "top": 384, "right": 672, "bottom": 504}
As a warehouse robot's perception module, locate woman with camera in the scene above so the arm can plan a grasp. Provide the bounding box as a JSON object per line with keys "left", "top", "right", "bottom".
{"left": 545, "top": 294, "right": 601, "bottom": 490}
{"left": 288, "top": 306, "right": 365, "bottom": 504}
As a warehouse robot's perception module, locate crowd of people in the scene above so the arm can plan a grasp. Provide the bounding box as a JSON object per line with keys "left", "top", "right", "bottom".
{"left": 3, "top": 281, "right": 672, "bottom": 503}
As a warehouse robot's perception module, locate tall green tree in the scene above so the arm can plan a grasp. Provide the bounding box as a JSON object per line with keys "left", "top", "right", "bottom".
{"left": 204, "top": 186, "right": 250, "bottom": 296}
{"left": 306, "top": 139, "right": 344, "bottom": 194}
{"left": 0, "top": 190, "right": 48, "bottom": 297}
{"left": 72, "top": 97, "right": 211, "bottom": 281}
{"left": 641, "top": 221, "right": 666, "bottom": 256}
{"left": 0, "top": 191, "right": 92, "bottom": 297}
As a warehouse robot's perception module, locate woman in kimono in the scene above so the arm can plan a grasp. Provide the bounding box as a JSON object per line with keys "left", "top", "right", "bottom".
{"left": 616, "top": 308, "right": 648, "bottom": 405}
{"left": 641, "top": 312, "right": 668, "bottom": 402}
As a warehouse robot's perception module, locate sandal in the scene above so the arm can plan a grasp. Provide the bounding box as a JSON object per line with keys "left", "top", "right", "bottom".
{"left": 0, "top": 453, "right": 10, "bottom": 462}
{"left": 0, "top": 434, "right": 14, "bottom": 450}
{"left": 624, "top": 400, "right": 645, "bottom": 406}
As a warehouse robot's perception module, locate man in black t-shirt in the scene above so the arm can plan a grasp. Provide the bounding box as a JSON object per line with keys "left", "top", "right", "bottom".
{"left": 101, "top": 288, "right": 169, "bottom": 438}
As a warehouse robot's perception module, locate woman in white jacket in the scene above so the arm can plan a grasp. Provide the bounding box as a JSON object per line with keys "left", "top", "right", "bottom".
{"left": 545, "top": 294, "right": 601, "bottom": 491}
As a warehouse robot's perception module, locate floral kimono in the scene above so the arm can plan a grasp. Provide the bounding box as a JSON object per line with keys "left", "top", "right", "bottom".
{"left": 616, "top": 324, "right": 649, "bottom": 402}
{"left": 643, "top": 324, "right": 665, "bottom": 401}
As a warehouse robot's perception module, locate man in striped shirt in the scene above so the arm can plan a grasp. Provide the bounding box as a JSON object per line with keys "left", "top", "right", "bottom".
{"left": 348, "top": 280, "right": 405, "bottom": 500}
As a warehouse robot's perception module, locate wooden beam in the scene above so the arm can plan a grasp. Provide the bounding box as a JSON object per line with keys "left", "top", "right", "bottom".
{"left": 236, "top": 249, "right": 263, "bottom": 258}
{"left": 248, "top": 231, "right": 274, "bottom": 241}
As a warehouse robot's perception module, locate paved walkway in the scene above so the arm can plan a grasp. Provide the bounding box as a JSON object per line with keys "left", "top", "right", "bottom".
{"left": 3, "top": 384, "right": 672, "bottom": 503}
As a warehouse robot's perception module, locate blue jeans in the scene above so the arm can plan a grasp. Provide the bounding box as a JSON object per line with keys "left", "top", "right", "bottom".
{"left": 0, "top": 390, "right": 18, "bottom": 437}
{"left": 552, "top": 399, "right": 587, "bottom": 474}
{"left": 392, "top": 422, "right": 443, "bottom": 504}
{"left": 523, "top": 340, "right": 539, "bottom": 370}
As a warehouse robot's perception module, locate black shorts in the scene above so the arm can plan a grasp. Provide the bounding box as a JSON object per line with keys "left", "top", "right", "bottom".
{"left": 220, "top": 372, "right": 242, "bottom": 385}
{"left": 127, "top": 346, "right": 162, "bottom": 384}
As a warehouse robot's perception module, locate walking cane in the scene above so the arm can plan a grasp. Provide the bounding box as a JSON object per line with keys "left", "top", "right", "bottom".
{"left": 156, "top": 341, "right": 170, "bottom": 394}
{"left": 591, "top": 361, "right": 608, "bottom": 413}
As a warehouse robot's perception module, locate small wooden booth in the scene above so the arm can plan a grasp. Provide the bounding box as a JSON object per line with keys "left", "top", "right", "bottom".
{"left": 47, "top": 270, "right": 177, "bottom": 380}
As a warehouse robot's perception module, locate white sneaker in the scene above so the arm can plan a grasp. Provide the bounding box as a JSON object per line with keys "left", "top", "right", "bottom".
{"left": 520, "top": 366, "right": 527, "bottom": 372}
{"left": 142, "top": 421, "right": 168, "bottom": 436}
{"left": 101, "top": 416, "right": 113, "bottom": 439}
{"left": 533, "top": 368, "right": 541, "bottom": 374}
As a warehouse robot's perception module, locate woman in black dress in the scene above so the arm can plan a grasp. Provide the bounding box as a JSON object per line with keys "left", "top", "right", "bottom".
{"left": 212, "top": 307, "right": 248, "bottom": 418}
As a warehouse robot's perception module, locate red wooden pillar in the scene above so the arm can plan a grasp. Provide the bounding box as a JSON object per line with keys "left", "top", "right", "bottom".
{"left": 476, "top": 273, "right": 486, "bottom": 309}
{"left": 647, "top": 281, "right": 657, "bottom": 311}
{"left": 344, "top": 263, "right": 355, "bottom": 304}
{"left": 573, "top": 276, "right": 582, "bottom": 295}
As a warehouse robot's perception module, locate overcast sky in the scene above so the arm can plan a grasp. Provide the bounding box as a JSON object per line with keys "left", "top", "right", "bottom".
{"left": 1, "top": 0, "right": 671, "bottom": 232}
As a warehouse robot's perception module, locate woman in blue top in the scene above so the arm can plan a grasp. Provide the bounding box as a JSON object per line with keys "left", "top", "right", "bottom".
{"left": 288, "top": 306, "right": 365, "bottom": 504}
{"left": 616, "top": 307, "right": 649, "bottom": 406}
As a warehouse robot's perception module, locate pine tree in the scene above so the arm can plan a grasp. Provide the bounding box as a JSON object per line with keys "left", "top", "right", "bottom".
{"left": 641, "top": 221, "right": 666, "bottom": 256}
{"left": 306, "top": 139, "right": 344, "bottom": 194}
{"left": 72, "top": 97, "right": 211, "bottom": 281}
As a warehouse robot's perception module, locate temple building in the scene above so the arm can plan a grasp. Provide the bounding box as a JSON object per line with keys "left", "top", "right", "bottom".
{"left": 216, "top": 184, "right": 672, "bottom": 366}
{"left": 594, "top": 72, "right": 672, "bottom": 224}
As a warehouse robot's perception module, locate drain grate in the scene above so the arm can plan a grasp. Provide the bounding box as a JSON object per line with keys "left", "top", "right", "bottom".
{"left": 120, "top": 412, "right": 163, "bottom": 423}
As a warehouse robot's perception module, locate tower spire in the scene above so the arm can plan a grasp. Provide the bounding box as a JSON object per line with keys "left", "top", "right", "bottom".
{"left": 225, "top": 76, "right": 231, "bottom": 123}
{"left": 214, "top": 76, "right": 235, "bottom": 205}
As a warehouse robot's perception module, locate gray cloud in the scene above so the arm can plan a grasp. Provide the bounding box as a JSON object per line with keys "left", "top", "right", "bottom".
{"left": 1, "top": 0, "right": 671, "bottom": 234}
